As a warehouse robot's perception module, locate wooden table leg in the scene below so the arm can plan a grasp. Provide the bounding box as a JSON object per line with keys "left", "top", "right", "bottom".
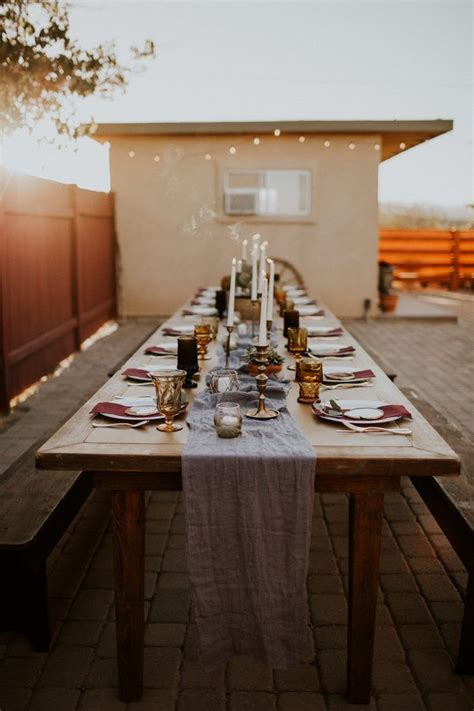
{"left": 111, "top": 490, "right": 145, "bottom": 702}
{"left": 347, "top": 492, "right": 383, "bottom": 704}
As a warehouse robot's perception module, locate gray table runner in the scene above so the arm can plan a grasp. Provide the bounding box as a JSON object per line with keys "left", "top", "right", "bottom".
{"left": 182, "top": 339, "right": 316, "bottom": 670}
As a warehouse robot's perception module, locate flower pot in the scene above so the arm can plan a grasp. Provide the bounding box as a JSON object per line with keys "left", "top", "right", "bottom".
{"left": 248, "top": 363, "right": 283, "bottom": 376}
{"left": 379, "top": 293, "right": 398, "bottom": 313}
{"left": 235, "top": 296, "right": 260, "bottom": 321}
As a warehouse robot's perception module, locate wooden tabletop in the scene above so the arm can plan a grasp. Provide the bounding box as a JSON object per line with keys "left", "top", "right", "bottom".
{"left": 36, "top": 301, "right": 460, "bottom": 480}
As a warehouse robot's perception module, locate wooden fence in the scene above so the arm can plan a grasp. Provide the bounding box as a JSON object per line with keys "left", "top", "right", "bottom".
{"left": 379, "top": 228, "right": 474, "bottom": 290}
{"left": 0, "top": 172, "right": 116, "bottom": 414}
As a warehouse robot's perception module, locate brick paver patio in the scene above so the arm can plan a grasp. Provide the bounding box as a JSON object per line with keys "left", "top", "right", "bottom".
{"left": 0, "top": 298, "right": 473, "bottom": 711}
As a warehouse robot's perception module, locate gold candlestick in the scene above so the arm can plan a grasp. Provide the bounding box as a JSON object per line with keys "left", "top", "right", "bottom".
{"left": 225, "top": 325, "right": 234, "bottom": 367}
{"left": 245, "top": 344, "right": 279, "bottom": 420}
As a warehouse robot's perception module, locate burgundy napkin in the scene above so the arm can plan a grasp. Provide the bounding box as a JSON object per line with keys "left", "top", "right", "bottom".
{"left": 122, "top": 368, "right": 151, "bottom": 380}
{"left": 314, "top": 404, "right": 412, "bottom": 420}
{"left": 315, "top": 327, "right": 343, "bottom": 337}
{"left": 182, "top": 309, "right": 195, "bottom": 316}
{"left": 145, "top": 346, "right": 176, "bottom": 355}
{"left": 91, "top": 402, "right": 157, "bottom": 418}
{"left": 325, "top": 369, "right": 375, "bottom": 380}
{"left": 162, "top": 329, "right": 185, "bottom": 336}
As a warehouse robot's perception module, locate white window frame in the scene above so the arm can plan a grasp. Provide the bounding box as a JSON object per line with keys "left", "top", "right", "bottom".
{"left": 223, "top": 169, "right": 311, "bottom": 217}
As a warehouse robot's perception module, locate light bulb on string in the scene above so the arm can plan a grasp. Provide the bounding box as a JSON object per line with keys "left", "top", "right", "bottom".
{"left": 299, "top": 136, "right": 305, "bottom": 143}
{"left": 128, "top": 150, "right": 135, "bottom": 158}
{"left": 324, "top": 140, "right": 330, "bottom": 148}
{"left": 349, "top": 142, "right": 356, "bottom": 150}
{"left": 274, "top": 129, "right": 281, "bottom": 137}
{"left": 154, "top": 155, "right": 160, "bottom": 162}
{"left": 374, "top": 143, "right": 381, "bottom": 151}
{"left": 205, "top": 153, "right": 212, "bottom": 161}
{"left": 229, "top": 146, "right": 236, "bottom": 155}
{"left": 253, "top": 137, "right": 260, "bottom": 145}
{"left": 400, "top": 142, "right": 406, "bottom": 150}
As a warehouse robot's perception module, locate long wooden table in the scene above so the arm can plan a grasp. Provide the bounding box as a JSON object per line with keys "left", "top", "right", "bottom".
{"left": 36, "top": 299, "right": 460, "bottom": 704}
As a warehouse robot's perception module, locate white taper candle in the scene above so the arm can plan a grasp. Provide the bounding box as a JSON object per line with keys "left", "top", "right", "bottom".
{"left": 258, "top": 274, "right": 268, "bottom": 346}
{"left": 251, "top": 247, "right": 258, "bottom": 301}
{"left": 227, "top": 258, "right": 237, "bottom": 327}
{"left": 242, "top": 239, "right": 248, "bottom": 261}
{"left": 267, "top": 259, "right": 274, "bottom": 322}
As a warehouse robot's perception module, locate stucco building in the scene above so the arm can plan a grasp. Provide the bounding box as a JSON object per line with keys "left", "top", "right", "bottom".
{"left": 95, "top": 120, "right": 452, "bottom": 317}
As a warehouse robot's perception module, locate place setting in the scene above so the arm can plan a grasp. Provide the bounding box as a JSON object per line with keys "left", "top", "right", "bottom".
{"left": 311, "top": 398, "right": 413, "bottom": 435}
{"left": 308, "top": 341, "right": 356, "bottom": 358}
{"left": 90, "top": 375, "right": 188, "bottom": 431}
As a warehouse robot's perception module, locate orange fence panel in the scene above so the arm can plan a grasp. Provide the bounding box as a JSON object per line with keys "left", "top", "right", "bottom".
{"left": 0, "top": 174, "right": 116, "bottom": 414}
{"left": 379, "top": 228, "right": 474, "bottom": 290}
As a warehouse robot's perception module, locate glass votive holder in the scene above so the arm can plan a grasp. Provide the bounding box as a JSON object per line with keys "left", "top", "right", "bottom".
{"left": 283, "top": 309, "right": 300, "bottom": 337}
{"left": 214, "top": 402, "right": 242, "bottom": 438}
{"left": 209, "top": 369, "right": 240, "bottom": 394}
{"left": 297, "top": 358, "right": 323, "bottom": 403}
{"left": 237, "top": 322, "right": 248, "bottom": 337}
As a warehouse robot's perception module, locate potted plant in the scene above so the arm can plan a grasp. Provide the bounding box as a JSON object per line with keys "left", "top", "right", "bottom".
{"left": 244, "top": 346, "right": 284, "bottom": 376}
{"left": 378, "top": 261, "right": 399, "bottom": 313}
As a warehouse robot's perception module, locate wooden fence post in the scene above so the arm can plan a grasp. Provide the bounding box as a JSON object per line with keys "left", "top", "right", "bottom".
{"left": 450, "top": 229, "right": 460, "bottom": 291}
{"left": 70, "top": 185, "right": 83, "bottom": 350}
{"left": 0, "top": 205, "right": 10, "bottom": 414}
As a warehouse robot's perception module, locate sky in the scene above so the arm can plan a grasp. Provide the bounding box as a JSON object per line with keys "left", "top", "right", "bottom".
{"left": 1, "top": 0, "right": 472, "bottom": 205}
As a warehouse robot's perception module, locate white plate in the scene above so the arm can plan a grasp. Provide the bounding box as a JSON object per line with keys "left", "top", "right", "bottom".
{"left": 186, "top": 306, "right": 218, "bottom": 316}
{"left": 298, "top": 306, "right": 323, "bottom": 316}
{"left": 124, "top": 405, "right": 159, "bottom": 417}
{"left": 292, "top": 297, "right": 313, "bottom": 305}
{"left": 345, "top": 407, "right": 384, "bottom": 420}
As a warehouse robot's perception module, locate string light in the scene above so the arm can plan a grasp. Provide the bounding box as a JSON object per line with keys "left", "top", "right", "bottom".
{"left": 324, "top": 140, "right": 331, "bottom": 148}
{"left": 400, "top": 142, "right": 406, "bottom": 150}
{"left": 154, "top": 154, "right": 160, "bottom": 162}
{"left": 204, "top": 153, "right": 212, "bottom": 161}
{"left": 374, "top": 143, "right": 381, "bottom": 151}
{"left": 274, "top": 129, "right": 281, "bottom": 137}
{"left": 229, "top": 146, "right": 236, "bottom": 154}
{"left": 298, "top": 136, "right": 305, "bottom": 143}
{"left": 128, "top": 150, "right": 135, "bottom": 158}
{"left": 104, "top": 141, "right": 111, "bottom": 149}
{"left": 253, "top": 137, "right": 260, "bottom": 145}
{"left": 349, "top": 142, "right": 356, "bottom": 150}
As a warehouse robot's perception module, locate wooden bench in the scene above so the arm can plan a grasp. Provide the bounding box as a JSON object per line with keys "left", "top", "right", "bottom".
{"left": 403, "top": 389, "right": 474, "bottom": 674}
{"left": 0, "top": 445, "right": 93, "bottom": 650}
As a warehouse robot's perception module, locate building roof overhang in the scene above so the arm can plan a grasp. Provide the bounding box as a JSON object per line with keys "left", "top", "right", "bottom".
{"left": 92, "top": 119, "right": 453, "bottom": 161}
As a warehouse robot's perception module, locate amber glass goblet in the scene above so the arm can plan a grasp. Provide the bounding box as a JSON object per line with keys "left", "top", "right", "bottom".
{"left": 194, "top": 324, "right": 212, "bottom": 360}
{"left": 151, "top": 370, "right": 186, "bottom": 432}
{"left": 296, "top": 358, "right": 322, "bottom": 403}
{"left": 201, "top": 316, "right": 219, "bottom": 339}
{"left": 287, "top": 327, "right": 308, "bottom": 371}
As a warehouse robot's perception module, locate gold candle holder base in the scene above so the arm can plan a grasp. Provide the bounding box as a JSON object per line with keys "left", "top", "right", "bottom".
{"left": 245, "top": 344, "right": 279, "bottom": 420}
{"left": 225, "top": 325, "right": 234, "bottom": 367}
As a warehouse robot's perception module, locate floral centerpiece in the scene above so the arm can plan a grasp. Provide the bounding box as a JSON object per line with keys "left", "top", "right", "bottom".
{"left": 243, "top": 346, "right": 284, "bottom": 376}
